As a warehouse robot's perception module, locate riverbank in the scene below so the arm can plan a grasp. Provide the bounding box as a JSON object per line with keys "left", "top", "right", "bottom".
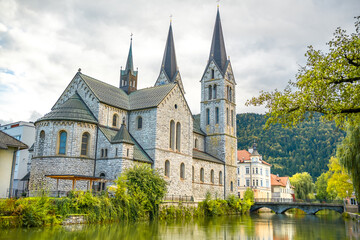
{"left": 0, "top": 191, "right": 254, "bottom": 229}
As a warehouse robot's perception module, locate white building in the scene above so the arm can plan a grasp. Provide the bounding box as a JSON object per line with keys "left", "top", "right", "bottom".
{"left": 270, "top": 174, "right": 294, "bottom": 200}
{"left": 237, "top": 143, "right": 271, "bottom": 199}
{"left": 0, "top": 121, "right": 35, "bottom": 193}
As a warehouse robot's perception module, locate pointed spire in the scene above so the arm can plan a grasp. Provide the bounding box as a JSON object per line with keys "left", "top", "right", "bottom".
{"left": 209, "top": 8, "right": 227, "bottom": 72}
{"left": 160, "top": 22, "right": 178, "bottom": 81}
{"left": 125, "top": 34, "right": 134, "bottom": 73}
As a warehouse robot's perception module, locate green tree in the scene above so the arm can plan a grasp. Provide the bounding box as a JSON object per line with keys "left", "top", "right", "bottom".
{"left": 290, "top": 172, "right": 314, "bottom": 199}
{"left": 315, "top": 172, "right": 336, "bottom": 200}
{"left": 247, "top": 17, "right": 360, "bottom": 129}
{"left": 326, "top": 157, "right": 353, "bottom": 199}
{"left": 116, "top": 165, "right": 167, "bottom": 220}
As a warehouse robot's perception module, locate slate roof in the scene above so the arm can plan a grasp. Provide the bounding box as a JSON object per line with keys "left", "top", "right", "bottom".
{"left": 0, "top": 131, "right": 28, "bottom": 150}
{"left": 79, "top": 73, "right": 175, "bottom": 111}
{"left": 80, "top": 73, "right": 130, "bottom": 110}
{"left": 38, "top": 92, "right": 97, "bottom": 124}
{"left": 129, "top": 83, "right": 176, "bottom": 110}
{"left": 159, "top": 23, "right": 178, "bottom": 82}
{"left": 209, "top": 8, "right": 227, "bottom": 73}
{"left": 193, "top": 114, "right": 206, "bottom": 135}
{"left": 193, "top": 149, "right": 223, "bottom": 164}
{"left": 99, "top": 126, "right": 153, "bottom": 164}
{"left": 112, "top": 124, "right": 134, "bottom": 144}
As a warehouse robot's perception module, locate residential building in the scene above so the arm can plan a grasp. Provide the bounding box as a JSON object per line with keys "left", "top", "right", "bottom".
{"left": 270, "top": 174, "right": 294, "bottom": 200}
{"left": 0, "top": 131, "right": 28, "bottom": 198}
{"left": 237, "top": 143, "right": 271, "bottom": 199}
{"left": 0, "top": 121, "right": 35, "bottom": 192}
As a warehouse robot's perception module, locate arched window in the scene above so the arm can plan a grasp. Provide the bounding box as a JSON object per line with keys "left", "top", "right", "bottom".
{"left": 169, "top": 120, "right": 175, "bottom": 150}
{"left": 112, "top": 114, "right": 118, "bottom": 127}
{"left": 176, "top": 122, "right": 181, "bottom": 151}
{"left": 195, "top": 138, "right": 198, "bottom": 149}
{"left": 215, "top": 107, "right": 219, "bottom": 124}
{"left": 219, "top": 171, "right": 223, "bottom": 185}
{"left": 137, "top": 116, "right": 143, "bottom": 129}
{"left": 180, "top": 163, "right": 185, "bottom": 179}
{"left": 99, "top": 173, "right": 106, "bottom": 191}
{"left": 229, "top": 87, "right": 232, "bottom": 101}
{"left": 208, "top": 85, "right": 212, "bottom": 100}
{"left": 200, "top": 168, "right": 204, "bottom": 182}
{"left": 227, "top": 86, "right": 229, "bottom": 100}
{"left": 192, "top": 166, "right": 194, "bottom": 182}
{"left": 81, "top": 132, "right": 90, "bottom": 156}
{"left": 213, "top": 85, "right": 217, "bottom": 99}
{"left": 231, "top": 110, "right": 234, "bottom": 127}
{"left": 165, "top": 160, "right": 170, "bottom": 177}
{"left": 101, "top": 149, "right": 104, "bottom": 157}
{"left": 226, "top": 108, "right": 229, "bottom": 125}
{"left": 58, "top": 131, "right": 67, "bottom": 155}
{"left": 206, "top": 109, "right": 210, "bottom": 125}
{"left": 231, "top": 181, "right": 233, "bottom": 191}
{"left": 39, "top": 130, "right": 45, "bottom": 156}
{"left": 211, "top": 69, "right": 215, "bottom": 79}
{"left": 210, "top": 169, "right": 214, "bottom": 184}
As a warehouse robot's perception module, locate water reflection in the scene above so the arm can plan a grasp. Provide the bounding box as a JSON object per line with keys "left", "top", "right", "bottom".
{"left": 0, "top": 213, "right": 357, "bottom": 240}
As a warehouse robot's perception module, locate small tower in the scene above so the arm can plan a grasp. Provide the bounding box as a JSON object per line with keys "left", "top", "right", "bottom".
{"left": 200, "top": 7, "right": 237, "bottom": 198}
{"left": 154, "top": 21, "right": 185, "bottom": 93}
{"left": 120, "top": 36, "right": 138, "bottom": 94}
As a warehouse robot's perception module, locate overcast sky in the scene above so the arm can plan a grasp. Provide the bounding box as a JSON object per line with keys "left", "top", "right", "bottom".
{"left": 0, "top": 0, "right": 359, "bottom": 124}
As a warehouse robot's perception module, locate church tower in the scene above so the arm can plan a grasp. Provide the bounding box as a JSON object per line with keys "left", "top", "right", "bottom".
{"left": 120, "top": 37, "right": 138, "bottom": 94}
{"left": 154, "top": 22, "right": 185, "bottom": 93}
{"left": 200, "top": 7, "right": 237, "bottom": 197}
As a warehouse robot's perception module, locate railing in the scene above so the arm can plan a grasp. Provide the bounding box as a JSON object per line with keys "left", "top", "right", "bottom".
{"left": 254, "top": 198, "right": 344, "bottom": 204}
{"left": 162, "top": 195, "right": 194, "bottom": 202}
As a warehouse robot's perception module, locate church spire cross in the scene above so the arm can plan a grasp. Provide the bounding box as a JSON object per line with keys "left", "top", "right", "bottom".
{"left": 209, "top": 7, "right": 227, "bottom": 73}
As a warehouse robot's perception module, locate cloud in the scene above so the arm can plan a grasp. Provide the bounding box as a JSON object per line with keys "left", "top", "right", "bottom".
{"left": 0, "top": 0, "right": 359, "bottom": 122}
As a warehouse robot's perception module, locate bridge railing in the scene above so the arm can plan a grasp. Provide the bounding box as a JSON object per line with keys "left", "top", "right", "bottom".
{"left": 254, "top": 198, "right": 344, "bottom": 204}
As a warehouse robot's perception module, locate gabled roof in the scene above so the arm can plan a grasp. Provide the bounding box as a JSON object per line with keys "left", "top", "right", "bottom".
{"left": 129, "top": 83, "right": 176, "bottom": 110}
{"left": 80, "top": 73, "right": 130, "bottom": 110}
{"left": 112, "top": 124, "right": 134, "bottom": 144}
{"left": 237, "top": 149, "right": 271, "bottom": 166}
{"left": 0, "top": 131, "right": 28, "bottom": 150}
{"left": 193, "top": 149, "right": 223, "bottom": 164}
{"left": 209, "top": 8, "right": 227, "bottom": 73}
{"left": 99, "top": 126, "right": 153, "bottom": 164}
{"left": 193, "top": 114, "right": 206, "bottom": 135}
{"left": 38, "top": 92, "right": 97, "bottom": 124}
{"left": 76, "top": 73, "right": 177, "bottom": 112}
{"left": 159, "top": 23, "right": 178, "bottom": 82}
{"left": 271, "top": 174, "right": 290, "bottom": 187}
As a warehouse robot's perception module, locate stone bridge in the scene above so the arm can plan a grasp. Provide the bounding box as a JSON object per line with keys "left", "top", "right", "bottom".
{"left": 251, "top": 199, "right": 344, "bottom": 215}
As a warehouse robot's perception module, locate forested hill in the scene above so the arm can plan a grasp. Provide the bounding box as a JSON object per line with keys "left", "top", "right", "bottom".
{"left": 236, "top": 113, "right": 345, "bottom": 179}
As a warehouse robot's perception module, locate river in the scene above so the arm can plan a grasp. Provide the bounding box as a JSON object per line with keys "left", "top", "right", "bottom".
{"left": 0, "top": 212, "right": 358, "bottom": 239}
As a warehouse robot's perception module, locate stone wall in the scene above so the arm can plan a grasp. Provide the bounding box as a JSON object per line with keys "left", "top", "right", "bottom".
{"left": 29, "top": 157, "right": 94, "bottom": 191}
{"left": 34, "top": 121, "right": 97, "bottom": 158}
{"left": 128, "top": 108, "right": 157, "bottom": 159}
{"left": 193, "top": 133, "right": 205, "bottom": 151}
{"left": 154, "top": 84, "right": 193, "bottom": 197}
{"left": 192, "top": 159, "right": 224, "bottom": 200}
{"left": 98, "top": 103, "right": 127, "bottom": 128}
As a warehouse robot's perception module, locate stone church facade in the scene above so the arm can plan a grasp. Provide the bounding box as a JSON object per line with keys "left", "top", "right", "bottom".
{"left": 29, "top": 8, "right": 237, "bottom": 200}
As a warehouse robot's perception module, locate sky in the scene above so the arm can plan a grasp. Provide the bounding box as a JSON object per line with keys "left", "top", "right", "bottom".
{"left": 0, "top": 0, "right": 359, "bottom": 125}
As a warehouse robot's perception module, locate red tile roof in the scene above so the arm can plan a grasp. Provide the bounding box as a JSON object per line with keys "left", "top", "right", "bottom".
{"left": 271, "top": 174, "right": 289, "bottom": 187}
{"left": 237, "top": 149, "right": 271, "bottom": 166}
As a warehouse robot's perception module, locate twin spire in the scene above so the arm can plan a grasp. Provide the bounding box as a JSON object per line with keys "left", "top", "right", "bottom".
{"left": 120, "top": 7, "right": 228, "bottom": 93}
{"left": 209, "top": 8, "right": 228, "bottom": 73}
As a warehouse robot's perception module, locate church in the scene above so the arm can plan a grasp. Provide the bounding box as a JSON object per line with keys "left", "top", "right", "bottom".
{"left": 29, "top": 8, "right": 237, "bottom": 201}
